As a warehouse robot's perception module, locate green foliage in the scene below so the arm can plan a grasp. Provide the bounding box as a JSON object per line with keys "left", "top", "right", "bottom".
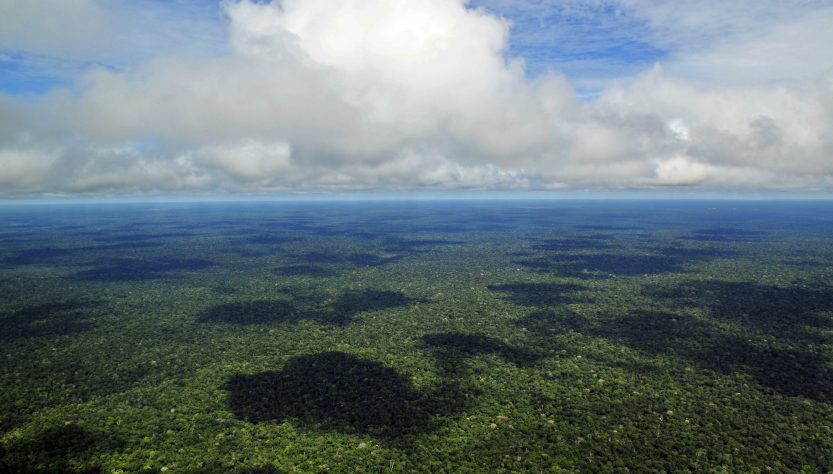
{"left": 1, "top": 201, "right": 832, "bottom": 472}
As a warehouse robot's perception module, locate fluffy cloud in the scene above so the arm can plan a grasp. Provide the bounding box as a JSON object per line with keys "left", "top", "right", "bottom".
{"left": 0, "top": 146, "right": 59, "bottom": 188}
{"left": 0, "top": 0, "right": 831, "bottom": 196}
{"left": 616, "top": 0, "right": 833, "bottom": 85}
{"left": 0, "top": 0, "right": 106, "bottom": 59}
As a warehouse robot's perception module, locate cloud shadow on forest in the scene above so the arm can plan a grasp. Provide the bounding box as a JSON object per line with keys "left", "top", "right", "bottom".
{"left": 225, "top": 352, "right": 465, "bottom": 442}
{"left": 0, "top": 301, "right": 99, "bottom": 341}
{"left": 513, "top": 280, "right": 833, "bottom": 402}
{"left": 75, "top": 257, "right": 215, "bottom": 281}
{"left": 0, "top": 424, "right": 123, "bottom": 473}
{"left": 199, "top": 289, "right": 419, "bottom": 326}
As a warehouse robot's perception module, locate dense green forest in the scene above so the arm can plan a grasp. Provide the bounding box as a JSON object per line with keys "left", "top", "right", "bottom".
{"left": 1, "top": 201, "right": 831, "bottom": 472}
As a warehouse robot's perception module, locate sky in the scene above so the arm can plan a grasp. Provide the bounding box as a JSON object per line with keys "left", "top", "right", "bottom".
{"left": 0, "top": 0, "right": 832, "bottom": 198}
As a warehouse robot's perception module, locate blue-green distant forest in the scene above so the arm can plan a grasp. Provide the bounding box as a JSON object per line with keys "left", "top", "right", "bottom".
{"left": 1, "top": 200, "right": 832, "bottom": 472}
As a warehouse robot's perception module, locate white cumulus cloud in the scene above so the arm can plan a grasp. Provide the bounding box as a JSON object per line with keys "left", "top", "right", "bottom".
{"left": 0, "top": 0, "right": 831, "bottom": 196}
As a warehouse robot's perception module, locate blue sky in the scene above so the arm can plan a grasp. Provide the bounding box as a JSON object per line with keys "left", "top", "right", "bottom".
{"left": 0, "top": 51, "right": 105, "bottom": 95}
{"left": 0, "top": 0, "right": 228, "bottom": 95}
{"left": 4, "top": 0, "right": 827, "bottom": 98}
{"left": 2, "top": 0, "right": 668, "bottom": 98}
{"left": 470, "top": 0, "right": 667, "bottom": 97}
{"left": 3, "top": 0, "right": 831, "bottom": 96}
{"left": 0, "top": 0, "right": 832, "bottom": 197}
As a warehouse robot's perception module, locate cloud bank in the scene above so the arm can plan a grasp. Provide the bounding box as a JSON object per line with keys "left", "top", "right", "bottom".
{"left": 0, "top": 0, "right": 831, "bottom": 196}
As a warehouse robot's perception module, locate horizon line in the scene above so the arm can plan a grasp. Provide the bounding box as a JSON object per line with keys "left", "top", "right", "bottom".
{"left": 3, "top": 191, "right": 833, "bottom": 206}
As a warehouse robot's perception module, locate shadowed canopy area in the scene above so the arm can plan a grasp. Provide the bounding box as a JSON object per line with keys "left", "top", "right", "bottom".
{"left": 2, "top": 201, "right": 833, "bottom": 471}
{"left": 75, "top": 257, "right": 215, "bottom": 281}
{"left": 592, "top": 310, "right": 833, "bottom": 402}
{"left": 683, "top": 227, "right": 764, "bottom": 242}
{"left": 294, "top": 251, "right": 401, "bottom": 267}
{"left": 530, "top": 236, "right": 614, "bottom": 252}
{"left": 512, "top": 236, "right": 744, "bottom": 279}
{"left": 488, "top": 282, "right": 584, "bottom": 307}
{"left": 3, "top": 247, "right": 75, "bottom": 265}
{"left": 244, "top": 234, "right": 298, "bottom": 245}
{"left": 655, "top": 246, "right": 738, "bottom": 259}
{"left": 272, "top": 265, "right": 339, "bottom": 278}
{"left": 517, "top": 284, "right": 833, "bottom": 402}
{"left": 562, "top": 254, "right": 680, "bottom": 277}
{"left": 226, "top": 233, "right": 298, "bottom": 255}
{"left": 89, "top": 242, "right": 165, "bottom": 251}
{"left": 0, "top": 301, "right": 98, "bottom": 340}
{"left": 329, "top": 289, "right": 416, "bottom": 315}
{"left": 513, "top": 253, "right": 686, "bottom": 279}
{"left": 647, "top": 281, "right": 833, "bottom": 340}
{"left": 92, "top": 232, "right": 197, "bottom": 242}
{"left": 421, "top": 332, "right": 540, "bottom": 374}
{"left": 381, "top": 238, "right": 465, "bottom": 254}
{"left": 225, "top": 352, "right": 464, "bottom": 440}
{"left": 2, "top": 241, "right": 177, "bottom": 267}
{"left": 199, "top": 289, "right": 418, "bottom": 326}
{"left": 199, "top": 301, "right": 302, "bottom": 325}
{"left": 346, "top": 253, "right": 402, "bottom": 267}
{"left": 573, "top": 224, "right": 646, "bottom": 231}
{"left": 0, "top": 424, "right": 123, "bottom": 473}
